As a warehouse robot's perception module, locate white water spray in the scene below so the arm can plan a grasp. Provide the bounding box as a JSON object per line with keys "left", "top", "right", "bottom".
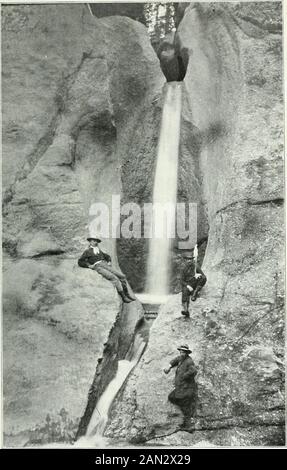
{"left": 75, "top": 333, "right": 146, "bottom": 448}
{"left": 146, "top": 81, "right": 182, "bottom": 297}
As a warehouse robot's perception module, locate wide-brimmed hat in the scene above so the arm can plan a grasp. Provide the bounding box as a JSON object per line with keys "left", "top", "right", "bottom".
{"left": 177, "top": 344, "right": 192, "bottom": 354}
{"left": 87, "top": 237, "right": 101, "bottom": 243}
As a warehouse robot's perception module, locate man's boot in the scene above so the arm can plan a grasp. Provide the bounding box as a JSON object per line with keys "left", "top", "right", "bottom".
{"left": 119, "top": 291, "right": 133, "bottom": 303}
{"left": 181, "top": 301, "right": 190, "bottom": 317}
{"left": 122, "top": 281, "right": 136, "bottom": 301}
{"left": 181, "top": 310, "right": 190, "bottom": 317}
{"left": 180, "top": 417, "right": 194, "bottom": 432}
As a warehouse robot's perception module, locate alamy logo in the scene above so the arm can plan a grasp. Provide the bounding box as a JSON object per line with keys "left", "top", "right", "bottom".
{"left": 89, "top": 195, "right": 197, "bottom": 249}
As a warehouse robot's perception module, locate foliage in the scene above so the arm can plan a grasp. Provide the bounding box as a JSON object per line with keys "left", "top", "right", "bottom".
{"left": 90, "top": 2, "right": 178, "bottom": 50}
{"left": 144, "top": 2, "right": 176, "bottom": 47}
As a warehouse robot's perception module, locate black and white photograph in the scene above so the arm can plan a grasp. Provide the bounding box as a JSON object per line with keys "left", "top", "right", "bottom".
{"left": 1, "top": 0, "right": 285, "bottom": 450}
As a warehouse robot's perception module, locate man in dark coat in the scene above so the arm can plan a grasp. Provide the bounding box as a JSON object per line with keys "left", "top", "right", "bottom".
{"left": 181, "top": 252, "right": 207, "bottom": 317}
{"left": 78, "top": 237, "right": 135, "bottom": 303}
{"left": 164, "top": 344, "right": 198, "bottom": 429}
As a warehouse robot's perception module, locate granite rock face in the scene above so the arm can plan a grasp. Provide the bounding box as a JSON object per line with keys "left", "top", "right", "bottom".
{"left": 3, "top": 258, "right": 120, "bottom": 443}
{"left": 105, "top": 2, "right": 284, "bottom": 446}
{"left": 2, "top": 3, "right": 164, "bottom": 257}
{"left": 2, "top": 1, "right": 284, "bottom": 448}
{"left": 2, "top": 4, "right": 161, "bottom": 446}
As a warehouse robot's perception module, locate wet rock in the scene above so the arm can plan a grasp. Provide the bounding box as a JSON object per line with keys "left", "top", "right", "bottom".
{"left": 107, "top": 2, "right": 284, "bottom": 446}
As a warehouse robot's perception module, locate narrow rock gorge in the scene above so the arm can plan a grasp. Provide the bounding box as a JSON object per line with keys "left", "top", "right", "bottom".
{"left": 105, "top": 2, "right": 284, "bottom": 446}
{"left": 2, "top": 2, "right": 284, "bottom": 447}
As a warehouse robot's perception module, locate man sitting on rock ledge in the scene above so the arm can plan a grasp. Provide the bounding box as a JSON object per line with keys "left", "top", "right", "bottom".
{"left": 78, "top": 237, "right": 135, "bottom": 303}
{"left": 181, "top": 251, "right": 207, "bottom": 317}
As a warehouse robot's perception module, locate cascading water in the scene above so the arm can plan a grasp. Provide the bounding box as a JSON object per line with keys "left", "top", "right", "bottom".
{"left": 75, "top": 333, "right": 146, "bottom": 448}
{"left": 145, "top": 81, "right": 182, "bottom": 302}
{"left": 39, "top": 83, "right": 184, "bottom": 451}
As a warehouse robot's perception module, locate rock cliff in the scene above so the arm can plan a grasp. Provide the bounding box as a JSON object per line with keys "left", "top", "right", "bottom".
{"left": 105, "top": 2, "right": 284, "bottom": 446}
{"left": 2, "top": 3, "right": 161, "bottom": 446}
{"left": 2, "top": 1, "right": 284, "bottom": 448}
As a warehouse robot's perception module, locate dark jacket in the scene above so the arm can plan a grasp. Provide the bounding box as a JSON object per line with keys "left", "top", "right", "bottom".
{"left": 170, "top": 355, "right": 198, "bottom": 397}
{"left": 181, "top": 262, "right": 206, "bottom": 286}
{"left": 78, "top": 247, "right": 111, "bottom": 268}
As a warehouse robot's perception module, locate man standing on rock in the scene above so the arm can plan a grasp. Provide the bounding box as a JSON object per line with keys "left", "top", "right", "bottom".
{"left": 164, "top": 344, "right": 198, "bottom": 430}
{"left": 181, "top": 251, "right": 207, "bottom": 317}
{"left": 78, "top": 237, "right": 135, "bottom": 303}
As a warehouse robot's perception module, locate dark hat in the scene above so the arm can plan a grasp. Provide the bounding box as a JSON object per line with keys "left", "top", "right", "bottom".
{"left": 87, "top": 237, "right": 101, "bottom": 243}
{"left": 177, "top": 344, "right": 192, "bottom": 354}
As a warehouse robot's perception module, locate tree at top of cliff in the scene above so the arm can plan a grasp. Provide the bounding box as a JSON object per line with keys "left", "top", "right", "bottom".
{"left": 90, "top": 2, "right": 179, "bottom": 52}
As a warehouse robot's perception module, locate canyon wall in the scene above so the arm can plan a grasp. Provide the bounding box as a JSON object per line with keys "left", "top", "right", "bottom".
{"left": 2, "top": 1, "right": 284, "bottom": 448}
{"left": 2, "top": 3, "right": 162, "bottom": 446}
{"left": 106, "top": 2, "right": 284, "bottom": 446}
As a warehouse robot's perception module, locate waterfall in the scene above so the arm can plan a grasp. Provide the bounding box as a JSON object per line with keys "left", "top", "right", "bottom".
{"left": 75, "top": 332, "right": 146, "bottom": 448}
{"left": 145, "top": 81, "right": 182, "bottom": 300}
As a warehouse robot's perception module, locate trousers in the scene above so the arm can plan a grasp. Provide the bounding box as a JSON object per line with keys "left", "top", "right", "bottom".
{"left": 93, "top": 261, "right": 127, "bottom": 293}
{"left": 168, "top": 389, "right": 197, "bottom": 419}
{"left": 182, "top": 275, "right": 207, "bottom": 303}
